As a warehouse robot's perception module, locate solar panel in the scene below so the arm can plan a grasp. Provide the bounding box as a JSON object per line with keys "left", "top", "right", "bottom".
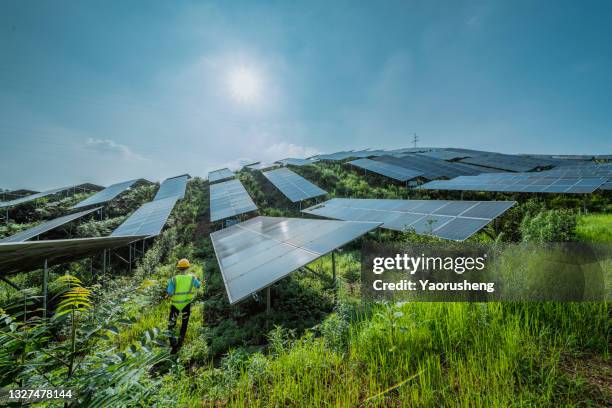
{"left": 536, "top": 164, "right": 612, "bottom": 178}
{"left": 73, "top": 179, "right": 139, "bottom": 209}
{"left": 458, "top": 153, "right": 557, "bottom": 172}
{"left": 302, "top": 198, "right": 516, "bottom": 241}
{"left": 210, "top": 216, "right": 381, "bottom": 303}
{"left": 418, "top": 173, "right": 607, "bottom": 194}
{"left": 276, "top": 158, "right": 317, "bottom": 166}
{"left": 0, "top": 207, "right": 102, "bottom": 243}
{"left": 312, "top": 151, "right": 357, "bottom": 161}
{"left": 210, "top": 179, "right": 258, "bottom": 222}
{"left": 246, "top": 162, "right": 279, "bottom": 171}
{"left": 374, "top": 154, "right": 499, "bottom": 180}
{"left": 0, "top": 189, "right": 39, "bottom": 201}
{"left": 111, "top": 196, "right": 180, "bottom": 237}
{"left": 343, "top": 149, "right": 389, "bottom": 158}
{"left": 416, "top": 150, "right": 469, "bottom": 161}
{"left": 208, "top": 168, "right": 235, "bottom": 183}
{"left": 0, "top": 186, "right": 75, "bottom": 209}
{"left": 0, "top": 235, "right": 146, "bottom": 276}
{"left": 348, "top": 158, "right": 423, "bottom": 182}
{"left": 262, "top": 168, "right": 327, "bottom": 202}
{"left": 154, "top": 175, "right": 189, "bottom": 200}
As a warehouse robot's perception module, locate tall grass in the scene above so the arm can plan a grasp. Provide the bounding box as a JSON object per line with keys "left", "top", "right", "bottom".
{"left": 214, "top": 302, "right": 608, "bottom": 407}
{"left": 576, "top": 214, "right": 612, "bottom": 242}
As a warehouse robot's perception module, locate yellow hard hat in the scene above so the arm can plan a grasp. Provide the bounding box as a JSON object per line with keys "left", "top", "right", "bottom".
{"left": 177, "top": 258, "right": 191, "bottom": 269}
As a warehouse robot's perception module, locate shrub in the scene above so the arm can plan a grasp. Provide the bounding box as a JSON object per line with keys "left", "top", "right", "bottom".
{"left": 520, "top": 209, "right": 577, "bottom": 242}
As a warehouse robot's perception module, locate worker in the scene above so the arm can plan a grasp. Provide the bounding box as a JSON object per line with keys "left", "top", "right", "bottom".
{"left": 167, "top": 258, "right": 202, "bottom": 354}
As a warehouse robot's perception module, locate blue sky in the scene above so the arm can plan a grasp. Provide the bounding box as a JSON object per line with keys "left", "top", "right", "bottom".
{"left": 1, "top": 1, "right": 611, "bottom": 190}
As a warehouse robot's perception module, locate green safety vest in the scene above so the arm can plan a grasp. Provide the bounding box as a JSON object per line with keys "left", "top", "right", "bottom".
{"left": 170, "top": 274, "right": 196, "bottom": 310}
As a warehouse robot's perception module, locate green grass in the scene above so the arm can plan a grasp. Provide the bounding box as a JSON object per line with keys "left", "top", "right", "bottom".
{"left": 3, "top": 173, "right": 611, "bottom": 407}
{"left": 160, "top": 301, "right": 609, "bottom": 406}
{"left": 576, "top": 213, "right": 612, "bottom": 242}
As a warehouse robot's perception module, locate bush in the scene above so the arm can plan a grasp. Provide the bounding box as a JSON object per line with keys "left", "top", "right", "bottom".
{"left": 520, "top": 209, "right": 577, "bottom": 242}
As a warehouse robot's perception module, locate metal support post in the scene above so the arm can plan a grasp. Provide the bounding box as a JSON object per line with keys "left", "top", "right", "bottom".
{"left": 102, "top": 249, "right": 107, "bottom": 275}
{"left": 332, "top": 251, "right": 337, "bottom": 286}
{"left": 265, "top": 286, "right": 271, "bottom": 330}
{"left": 42, "top": 259, "right": 49, "bottom": 320}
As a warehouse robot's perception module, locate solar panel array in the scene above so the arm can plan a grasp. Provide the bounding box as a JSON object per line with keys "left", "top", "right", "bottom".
{"left": 210, "top": 216, "right": 381, "bottom": 303}
{"left": 277, "top": 158, "right": 317, "bottom": 166}
{"left": 302, "top": 198, "right": 516, "bottom": 241}
{"left": 419, "top": 173, "right": 606, "bottom": 193}
{"left": 154, "top": 175, "right": 189, "bottom": 200}
{"left": 0, "top": 235, "right": 146, "bottom": 277}
{"left": 313, "top": 151, "right": 358, "bottom": 161}
{"left": 246, "top": 162, "right": 279, "bottom": 171}
{"left": 262, "top": 168, "right": 327, "bottom": 202}
{"left": 210, "top": 179, "right": 258, "bottom": 222}
{"left": 208, "top": 168, "right": 235, "bottom": 183}
{"left": 73, "top": 179, "right": 139, "bottom": 209}
{"left": 0, "top": 189, "right": 39, "bottom": 201}
{"left": 112, "top": 175, "right": 188, "bottom": 237}
{"left": 313, "top": 149, "right": 390, "bottom": 161}
{"left": 348, "top": 158, "right": 423, "bottom": 182}
{"left": 111, "top": 197, "right": 180, "bottom": 237}
{"left": 0, "top": 186, "right": 75, "bottom": 209}
{"left": 0, "top": 207, "right": 101, "bottom": 243}
{"left": 458, "top": 152, "right": 558, "bottom": 172}
{"left": 416, "top": 149, "right": 469, "bottom": 161}
{"left": 374, "top": 154, "right": 500, "bottom": 180}
{"left": 535, "top": 163, "right": 612, "bottom": 178}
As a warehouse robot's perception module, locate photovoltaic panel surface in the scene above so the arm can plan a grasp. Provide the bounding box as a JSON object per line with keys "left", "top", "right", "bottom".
{"left": 535, "top": 164, "right": 612, "bottom": 178}
{"left": 154, "top": 175, "right": 189, "bottom": 200}
{"left": 276, "top": 158, "right": 317, "bottom": 166}
{"left": 416, "top": 150, "right": 469, "bottom": 161}
{"left": 263, "top": 168, "right": 327, "bottom": 202}
{"left": 210, "top": 216, "right": 380, "bottom": 303}
{"left": 111, "top": 196, "right": 180, "bottom": 237}
{"left": 348, "top": 158, "right": 423, "bottom": 181}
{"left": 0, "top": 186, "right": 75, "bottom": 209}
{"left": 418, "top": 173, "right": 606, "bottom": 193}
{"left": 246, "top": 162, "right": 279, "bottom": 171}
{"left": 374, "top": 154, "right": 498, "bottom": 180}
{"left": 0, "top": 235, "right": 146, "bottom": 277}
{"left": 302, "top": 198, "right": 516, "bottom": 241}
{"left": 73, "top": 179, "right": 139, "bottom": 208}
{"left": 0, "top": 207, "right": 102, "bottom": 243}
{"left": 312, "top": 151, "right": 357, "bottom": 161}
{"left": 208, "top": 168, "right": 235, "bottom": 183}
{"left": 458, "top": 153, "right": 557, "bottom": 172}
{"left": 210, "top": 179, "right": 258, "bottom": 222}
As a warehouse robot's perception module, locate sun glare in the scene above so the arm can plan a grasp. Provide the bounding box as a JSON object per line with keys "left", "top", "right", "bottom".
{"left": 228, "top": 66, "right": 261, "bottom": 103}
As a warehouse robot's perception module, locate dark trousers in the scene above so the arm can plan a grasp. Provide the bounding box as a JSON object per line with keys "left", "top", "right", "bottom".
{"left": 168, "top": 303, "right": 191, "bottom": 351}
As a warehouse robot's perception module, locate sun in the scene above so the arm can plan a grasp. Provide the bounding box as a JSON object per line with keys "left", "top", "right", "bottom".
{"left": 227, "top": 66, "right": 261, "bottom": 103}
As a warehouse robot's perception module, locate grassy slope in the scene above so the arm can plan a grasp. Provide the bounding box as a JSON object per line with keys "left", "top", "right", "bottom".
{"left": 153, "top": 169, "right": 611, "bottom": 407}
{"left": 2, "top": 169, "right": 609, "bottom": 406}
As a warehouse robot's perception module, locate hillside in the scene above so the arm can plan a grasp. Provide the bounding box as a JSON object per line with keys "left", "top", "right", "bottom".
{"left": 0, "top": 162, "right": 610, "bottom": 407}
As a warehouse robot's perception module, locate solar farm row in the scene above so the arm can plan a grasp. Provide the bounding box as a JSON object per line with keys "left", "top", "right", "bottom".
{"left": 210, "top": 179, "right": 258, "bottom": 222}
{"left": 263, "top": 168, "right": 327, "bottom": 202}
{"left": 210, "top": 216, "right": 380, "bottom": 303}
{"left": 303, "top": 198, "right": 515, "bottom": 241}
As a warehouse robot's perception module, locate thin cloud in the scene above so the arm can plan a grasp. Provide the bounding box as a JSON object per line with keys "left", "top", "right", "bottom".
{"left": 85, "top": 138, "right": 147, "bottom": 161}
{"left": 262, "top": 142, "right": 320, "bottom": 160}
